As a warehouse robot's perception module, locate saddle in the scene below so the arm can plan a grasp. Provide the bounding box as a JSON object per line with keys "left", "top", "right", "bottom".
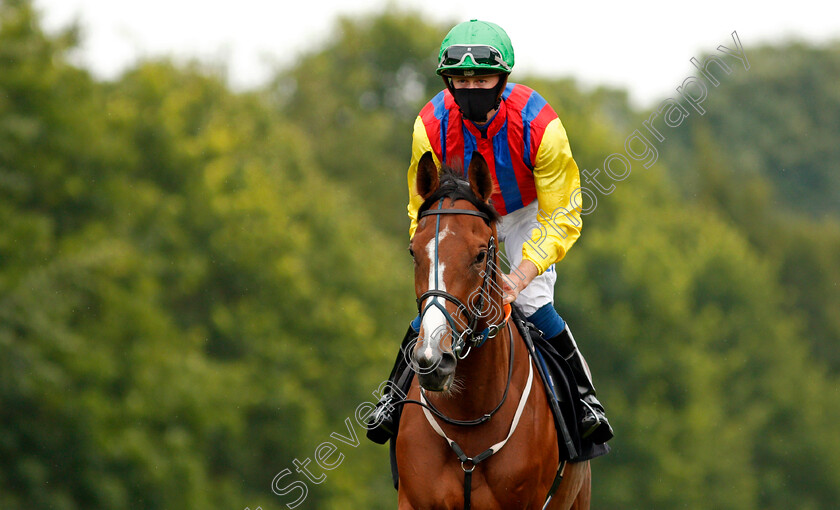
{"left": 509, "top": 304, "right": 610, "bottom": 463}
{"left": 388, "top": 304, "right": 609, "bottom": 489}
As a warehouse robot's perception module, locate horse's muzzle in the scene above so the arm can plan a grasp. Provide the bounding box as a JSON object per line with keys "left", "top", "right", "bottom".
{"left": 414, "top": 349, "right": 457, "bottom": 392}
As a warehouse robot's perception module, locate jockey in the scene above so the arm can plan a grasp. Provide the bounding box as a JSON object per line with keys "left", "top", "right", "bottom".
{"left": 367, "top": 19, "right": 613, "bottom": 446}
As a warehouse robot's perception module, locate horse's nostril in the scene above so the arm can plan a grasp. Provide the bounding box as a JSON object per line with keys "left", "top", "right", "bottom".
{"left": 415, "top": 349, "right": 457, "bottom": 392}
{"left": 412, "top": 348, "right": 457, "bottom": 377}
{"left": 438, "top": 352, "right": 457, "bottom": 373}
{"left": 413, "top": 348, "right": 442, "bottom": 374}
{"left": 415, "top": 354, "right": 438, "bottom": 371}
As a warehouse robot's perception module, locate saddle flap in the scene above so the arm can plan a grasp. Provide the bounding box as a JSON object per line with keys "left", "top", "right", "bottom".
{"left": 510, "top": 305, "right": 610, "bottom": 463}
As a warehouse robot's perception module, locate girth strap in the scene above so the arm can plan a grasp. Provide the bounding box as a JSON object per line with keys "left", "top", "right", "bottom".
{"left": 541, "top": 460, "right": 568, "bottom": 510}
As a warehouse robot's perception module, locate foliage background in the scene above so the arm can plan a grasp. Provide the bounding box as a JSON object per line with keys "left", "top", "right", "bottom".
{"left": 1, "top": 1, "right": 838, "bottom": 508}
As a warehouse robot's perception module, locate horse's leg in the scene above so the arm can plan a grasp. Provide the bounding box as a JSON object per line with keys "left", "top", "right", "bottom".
{"left": 545, "top": 461, "right": 590, "bottom": 510}
{"left": 397, "top": 490, "right": 416, "bottom": 510}
{"left": 569, "top": 461, "right": 591, "bottom": 510}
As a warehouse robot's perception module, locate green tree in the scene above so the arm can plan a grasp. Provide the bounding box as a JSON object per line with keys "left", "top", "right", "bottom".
{"left": 3, "top": 2, "right": 839, "bottom": 508}
{"left": 660, "top": 43, "right": 840, "bottom": 373}
{"left": 1, "top": 3, "right": 413, "bottom": 508}
{"left": 556, "top": 166, "right": 840, "bottom": 509}
{"left": 273, "top": 9, "right": 449, "bottom": 238}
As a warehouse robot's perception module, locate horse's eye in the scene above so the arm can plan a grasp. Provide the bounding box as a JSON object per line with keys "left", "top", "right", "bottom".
{"left": 474, "top": 251, "right": 486, "bottom": 264}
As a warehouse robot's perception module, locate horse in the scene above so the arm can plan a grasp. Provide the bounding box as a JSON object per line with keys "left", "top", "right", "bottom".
{"left": 395, "top": 151, "right": 591, "bottom": 509}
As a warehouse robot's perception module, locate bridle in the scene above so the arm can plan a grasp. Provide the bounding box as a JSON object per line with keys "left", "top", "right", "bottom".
{"left": 415, "top": 200, "right": 509, "bottom": 360}
{"left": 399, "top": 198, "right": 513, "bottom": 428}
{"left": 401, "top": 198, "right": 567, "bottom": 509}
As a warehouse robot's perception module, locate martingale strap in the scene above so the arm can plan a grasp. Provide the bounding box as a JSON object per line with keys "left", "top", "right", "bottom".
{"left": 419, "top": 335, "right": 566, "bottom": 510}
{"left": 419, "top": 322, "right": 534, "bottom": 510}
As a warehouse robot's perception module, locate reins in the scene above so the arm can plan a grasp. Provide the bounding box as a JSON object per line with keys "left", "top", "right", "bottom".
{"left": 393, "top": 316, "right": 514, "bottom": 427}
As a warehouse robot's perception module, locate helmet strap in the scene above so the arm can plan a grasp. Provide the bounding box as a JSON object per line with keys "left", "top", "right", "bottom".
{"left": 443, "top": 75, "right": 456, "bottom": 97}
{"left": 494, "top": 74, "right": 509, "bottom": 109}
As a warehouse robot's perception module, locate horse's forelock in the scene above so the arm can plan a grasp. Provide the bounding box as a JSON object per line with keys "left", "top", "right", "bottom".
{"left": 417, "top": 165, "right": 500, "bottom": 224}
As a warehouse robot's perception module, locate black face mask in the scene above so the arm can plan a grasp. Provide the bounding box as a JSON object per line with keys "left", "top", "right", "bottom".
{"left": 452, "top": 85, "right": 502, "bottom": 122}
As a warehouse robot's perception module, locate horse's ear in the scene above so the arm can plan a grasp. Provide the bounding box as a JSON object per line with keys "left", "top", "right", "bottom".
{"left": 416, "top": 151, "right": 439, "bottom": 200}
{"left": 467, "top": 152, "right": 494, "bottom": 203}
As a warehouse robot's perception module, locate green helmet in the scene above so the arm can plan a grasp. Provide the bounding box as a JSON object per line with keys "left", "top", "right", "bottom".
{"left": 436, "top": 20, "right": 515, "bottom": 76}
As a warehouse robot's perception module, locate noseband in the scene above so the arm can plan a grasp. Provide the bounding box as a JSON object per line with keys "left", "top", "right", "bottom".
{"left": 416, "top": 201, "right": 507, "bottom": 359}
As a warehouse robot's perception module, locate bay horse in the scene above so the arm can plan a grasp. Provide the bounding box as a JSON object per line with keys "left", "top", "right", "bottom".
{"left": 395, "top": 151, "right": 591, "bottom": 509}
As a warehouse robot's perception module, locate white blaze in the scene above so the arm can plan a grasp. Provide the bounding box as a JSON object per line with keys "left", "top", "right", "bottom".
{"left": 420, "top": 226, "right": 450, "bottom": 360}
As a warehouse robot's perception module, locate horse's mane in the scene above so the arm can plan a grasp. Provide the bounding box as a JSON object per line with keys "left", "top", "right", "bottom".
{"left": 417, "top": 165, "right": 501, "bottom": 225}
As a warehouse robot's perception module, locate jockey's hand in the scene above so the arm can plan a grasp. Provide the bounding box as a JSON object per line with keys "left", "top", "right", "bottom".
{"left": 502, "top": 260, "right": 539, "bottom": 305}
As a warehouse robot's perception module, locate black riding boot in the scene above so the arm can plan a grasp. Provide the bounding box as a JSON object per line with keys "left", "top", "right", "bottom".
{"left": 365, "top": 325, "right": 418, "bottom": 445}
{"left": 549, "top": 325, "right": 614, "bottom": 444}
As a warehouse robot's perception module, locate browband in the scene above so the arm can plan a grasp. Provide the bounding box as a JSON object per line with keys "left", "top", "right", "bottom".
{"left": 418, "top": 209, "right": 490, "bottom": 221}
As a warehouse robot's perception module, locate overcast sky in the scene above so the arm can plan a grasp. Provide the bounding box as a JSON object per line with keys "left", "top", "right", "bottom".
{"left": 34, "top": 0, "right": 840, "bottom": 108}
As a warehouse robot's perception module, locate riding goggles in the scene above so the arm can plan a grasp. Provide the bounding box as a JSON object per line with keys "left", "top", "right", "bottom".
{"left": 437, "top": 45, "right": 511, "bottom": 72}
